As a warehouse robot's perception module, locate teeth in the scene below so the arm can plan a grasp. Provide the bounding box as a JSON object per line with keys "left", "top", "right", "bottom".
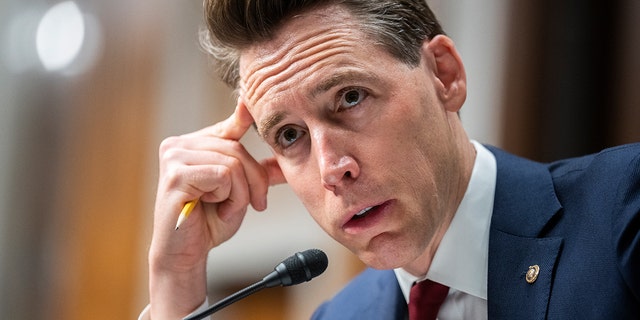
{"left": 356, "top": 206, "right": 373, "bottom": 216}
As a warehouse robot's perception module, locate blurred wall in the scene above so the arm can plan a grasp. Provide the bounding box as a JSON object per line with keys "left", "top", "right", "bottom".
{"left": 0, "top": 0, "right": 161, "bottom": 318}
{"left": 431, "top": 0, "right": 510, "bottom": 146}
{"left": 502, "top": 0, "right": 640, "bottom": 161}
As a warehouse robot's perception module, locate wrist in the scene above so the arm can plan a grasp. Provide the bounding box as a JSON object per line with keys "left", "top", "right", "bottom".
{"left": 149, "top": 253, "right": 208, "bottom": 319}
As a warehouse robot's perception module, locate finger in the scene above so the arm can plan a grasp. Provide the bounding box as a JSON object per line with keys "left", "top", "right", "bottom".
{"left": 261, "top": 157, "right": 287, "bottom": 186}
{"left": 176, "top": 158, "right": 258, "bottom": 220}
{"left": 160, "top": 136, "right": 270, "bottom": 212}
{"left": 210, "top": 159, "right": 252, "bottom": 222}
{"left": 204, "top": 201, "right": 247, "bottom": 246}
{"left": 164, "top": 162, "right": 248, "bottom": 232}
{"left": 161, "top": 140, "right": 251, "bottom": 166}
{"left": 185, "top": 164, "right": 235, "bottom": 205}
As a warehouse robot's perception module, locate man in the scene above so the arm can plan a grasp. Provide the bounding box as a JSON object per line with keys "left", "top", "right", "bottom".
{"left": 142, "top": 1, "right": 640, "bottom": 319}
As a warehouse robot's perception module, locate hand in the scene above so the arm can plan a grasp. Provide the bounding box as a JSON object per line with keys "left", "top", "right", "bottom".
{"left": 148, "top": 103, "right": 284, "bottom": 319}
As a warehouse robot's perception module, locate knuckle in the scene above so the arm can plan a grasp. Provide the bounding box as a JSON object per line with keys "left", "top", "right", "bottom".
{"left": 225, "top": 156, "right": 243, "bottom": 172}
{"left": 160, "top": 165, "right": 186, "bottom": 189}
{"left": 227, "top": 140, "right": 247, "bottom": 154}
{"left": 159, "top": 147, "right": 181, "bottom": 164}
{"left": 201, "top": 169, "right": 233, "bottom": 203}
{"left": 214, "top": 166, "right": 233, "bottom": 186}
{"left": 158, "top": 136, "right": 180, "bottom": 156}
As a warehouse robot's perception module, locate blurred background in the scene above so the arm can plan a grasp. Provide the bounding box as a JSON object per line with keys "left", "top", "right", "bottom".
{"left": 0, "top": 0, "right": 638, "bottom": 319}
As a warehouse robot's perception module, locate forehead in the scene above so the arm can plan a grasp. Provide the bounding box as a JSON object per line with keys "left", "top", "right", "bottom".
{"left": 237, "top": 5, "right": 369, "bottom": 106}
{"left": 239, "top": 4, "right": 361, "bottom": 69}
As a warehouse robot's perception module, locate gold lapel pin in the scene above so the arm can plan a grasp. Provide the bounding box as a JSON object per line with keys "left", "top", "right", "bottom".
{"left": 526, "top": 265, "right": 540, "bottom": 284}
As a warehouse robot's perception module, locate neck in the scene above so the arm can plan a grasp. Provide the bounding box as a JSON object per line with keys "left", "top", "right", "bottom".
{"left": 404, "top": 120, "right": 476, "bottom": 277}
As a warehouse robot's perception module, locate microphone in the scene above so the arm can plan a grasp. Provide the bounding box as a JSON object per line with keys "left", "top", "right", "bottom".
{"left": 183, "top": 248, "right": 328, "bottom": 320}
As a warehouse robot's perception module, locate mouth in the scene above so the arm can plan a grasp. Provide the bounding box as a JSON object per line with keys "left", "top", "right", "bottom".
{"left": 342, "top": 200, "right": 393, "bottom": 235}
{"left": 352, "top": 206, "right": 376, "bottom": 220}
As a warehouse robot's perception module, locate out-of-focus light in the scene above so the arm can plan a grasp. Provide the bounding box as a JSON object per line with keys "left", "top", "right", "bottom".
{"left": 36, "top": 1, "right": 85, "bottom": 71}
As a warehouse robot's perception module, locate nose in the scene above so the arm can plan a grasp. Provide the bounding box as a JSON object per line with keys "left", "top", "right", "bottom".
{"left": 315, "top": 133, "right": 360, "bottom": 192}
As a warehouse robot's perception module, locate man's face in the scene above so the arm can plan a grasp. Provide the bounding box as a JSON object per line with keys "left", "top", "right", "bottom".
{"left": 238, "top": 5, "right": 463, "bottom": 270}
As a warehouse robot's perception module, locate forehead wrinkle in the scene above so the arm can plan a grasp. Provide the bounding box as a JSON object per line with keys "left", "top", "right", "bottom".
{"left": 249, "top": 44, "right": 355, "bottom": 142}
{"left": 241, "top": 28, "right": 357, "bottom": 108}
{"left": 240, "top": 4, "right": 364, "bottom": 98}
{"left": 249, "top": 44, "right": 355, "bottom": 141}
{"left": 241, "top": 44, "right": 289, "bottom": 102}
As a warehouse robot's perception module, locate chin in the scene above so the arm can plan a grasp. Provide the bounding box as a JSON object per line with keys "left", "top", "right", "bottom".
{"left": 354, "top": 234, "right": 421, "bottom": 270}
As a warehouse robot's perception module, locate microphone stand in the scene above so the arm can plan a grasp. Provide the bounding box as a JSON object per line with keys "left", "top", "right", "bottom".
{"left": 182, "top": 249, "right": 328, "bottom": 320}
{"left": 183, "top": 280, "right": 266, "bottom": 320}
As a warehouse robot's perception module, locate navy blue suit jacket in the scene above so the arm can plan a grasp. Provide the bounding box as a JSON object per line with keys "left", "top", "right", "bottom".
{"left": 312, "top": 144, "right": 640, "bottom": 319}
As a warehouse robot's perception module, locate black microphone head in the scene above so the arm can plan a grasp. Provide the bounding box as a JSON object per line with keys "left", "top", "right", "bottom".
{"left": 275, "top": 249, "right": 328, "bottom": 286}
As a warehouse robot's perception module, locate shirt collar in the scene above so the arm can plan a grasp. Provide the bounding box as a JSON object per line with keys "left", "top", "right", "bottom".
{"left": 394, "top": 140, "right": 496, "bottom": 301}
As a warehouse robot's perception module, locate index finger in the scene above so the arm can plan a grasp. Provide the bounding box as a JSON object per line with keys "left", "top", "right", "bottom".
{"left": 200, "top": 101, "right": 254, "bottom": 141}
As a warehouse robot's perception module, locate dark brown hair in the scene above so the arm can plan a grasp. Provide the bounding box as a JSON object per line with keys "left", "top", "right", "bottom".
{"left": 201, "top": 0, "right": 445, "bottom": 89}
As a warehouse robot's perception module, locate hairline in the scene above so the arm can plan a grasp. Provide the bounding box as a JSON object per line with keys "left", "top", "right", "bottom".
{"left": 203, "top": 1, "right": 430, "bottom": 92}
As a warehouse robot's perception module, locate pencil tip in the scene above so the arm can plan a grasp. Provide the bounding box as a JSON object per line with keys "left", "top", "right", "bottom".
{"left": 175, "top": 215, "right": 185, "bottom": 230}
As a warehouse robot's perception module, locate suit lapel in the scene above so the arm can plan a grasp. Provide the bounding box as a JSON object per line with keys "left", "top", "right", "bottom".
{"left": 488, "top": 230, "right": 562, "bottom": 319}
{"left": 365, "top": 270, "right": 408, "bottom": 319}
{"left": 311, "top": 268, "right": 407, "bottom": 320}
{"left": 486, "top": 147, "right": 563, "bottom": 319}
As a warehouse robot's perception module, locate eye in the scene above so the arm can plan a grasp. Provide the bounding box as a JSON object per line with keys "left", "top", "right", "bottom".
{"left": 338, "top": 88, "right": 367, "bottom": 110}
{"left": 275, "top": 125, "right": 306, "bottom": 149}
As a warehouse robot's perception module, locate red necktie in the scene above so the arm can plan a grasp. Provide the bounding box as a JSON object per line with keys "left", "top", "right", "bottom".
{"left": 408, "top": 279, "right": 450, "bottom": 320}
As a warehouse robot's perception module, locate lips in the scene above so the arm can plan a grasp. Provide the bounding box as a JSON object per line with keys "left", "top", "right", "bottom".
{"left": 342, "top": 200, "right": 393, "bottom": 235}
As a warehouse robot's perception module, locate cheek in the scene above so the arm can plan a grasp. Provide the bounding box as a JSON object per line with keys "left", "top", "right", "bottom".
{"left": 281, "top": 164, "right": 325, "bottom": 214}
{"left": 282, "top": 168, "right": 342, "bottom": 240}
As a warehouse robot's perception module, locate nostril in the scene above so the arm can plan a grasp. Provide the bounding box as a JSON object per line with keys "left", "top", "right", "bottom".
{"left": 345, "top": 171, "right": 352, "bottom": 178}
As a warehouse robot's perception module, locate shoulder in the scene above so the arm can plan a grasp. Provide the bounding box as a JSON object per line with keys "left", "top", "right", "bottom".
{"left": 548, "top": 144, "right": 640, "bottom": 311}
{"left": 487, "top": 143, "right": 640, "bottom": 202}
{"left": 312, "top": 268, "right": 406, "bottom": 320}
{"left": 545, "top": 143, "right": 640, "bottom": 215}
{"left": 548, "top": 143, "right": 640, "bottom": 180}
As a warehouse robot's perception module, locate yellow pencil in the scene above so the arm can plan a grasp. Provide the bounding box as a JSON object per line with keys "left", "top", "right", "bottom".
{"left": 175, "top": 199, "right": 199, "bottom": 230}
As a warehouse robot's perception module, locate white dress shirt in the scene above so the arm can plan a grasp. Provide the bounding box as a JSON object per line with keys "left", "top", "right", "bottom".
{"left": 394, "top": 140, "right": 496, "bottom": 320}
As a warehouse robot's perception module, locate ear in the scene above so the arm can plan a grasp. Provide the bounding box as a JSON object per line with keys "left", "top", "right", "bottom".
{"left": 422, "top": 35, "right": 467, "bottom": 112}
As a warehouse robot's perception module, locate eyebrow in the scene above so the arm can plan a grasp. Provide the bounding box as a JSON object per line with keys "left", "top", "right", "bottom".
{"left": 257, "top": 70, "right": 383, "bottom": 140}
{"left": 311, "top": 70, "right": 382, "bottom": 98}
{"left": 258, "top": 111, "right": 286, "bottom": 140}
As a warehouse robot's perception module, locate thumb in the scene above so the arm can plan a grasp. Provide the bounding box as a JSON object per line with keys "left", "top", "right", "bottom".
{"left": 202, "top": 101, "right": 254, "bottom": 141}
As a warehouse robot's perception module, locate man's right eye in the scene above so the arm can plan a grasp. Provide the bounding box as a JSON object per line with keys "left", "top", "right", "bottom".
{"left": 276, "top": 126, "right": 306, "bottom": 148}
